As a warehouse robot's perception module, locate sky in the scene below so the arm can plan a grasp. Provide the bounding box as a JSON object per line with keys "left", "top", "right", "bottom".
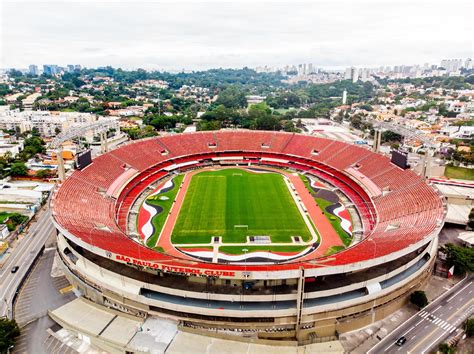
{"left": 1, "top": 0, "right": 473, "bottom": 71}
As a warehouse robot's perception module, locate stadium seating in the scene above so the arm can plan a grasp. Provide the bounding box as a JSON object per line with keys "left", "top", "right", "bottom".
{"left": 52, "top": 131, "right": 445, "bottom": 269}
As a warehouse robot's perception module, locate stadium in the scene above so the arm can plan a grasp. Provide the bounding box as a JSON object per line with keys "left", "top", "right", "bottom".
{"left": 51, "top": 130, "right": 446, "bottom": 343}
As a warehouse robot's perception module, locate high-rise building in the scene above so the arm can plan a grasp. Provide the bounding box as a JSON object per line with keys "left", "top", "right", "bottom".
{"left": 465, "top": 58, "right": 472, "bottom": 70}
{"left": 360, "top": 68, "right": 369, "bottom": 82}
{"left": 344, "top": 68, "right": 352, "bottom": 80}
{"left": 28, "top": 65, "right": 38, "bottom": 75}
{"left": 67, "top": 65, "right": 75, "bottom": 73}
{"left": 440, "top": 59, "right": 463, "bottom": 72}
{"left": 342, "top": 89, "right": 347, "bottom": 105}
{"left": 43, "top": 64, "right": 59, "bottom": 75}
{"left": 344, "top": 67, "right": 360, "bottom": 82}
{"left": 351, "top": 67, "right": 359, "bottom": 83}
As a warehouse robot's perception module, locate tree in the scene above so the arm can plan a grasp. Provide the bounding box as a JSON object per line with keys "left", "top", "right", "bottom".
{"left": 438, "top": 343, "right": 455, "bottom": 354}
{"left": 382, "top": 131, "right": 403, "bottom": 144}
{"left": 468, "top": 208, "right": 474, "bottom": 230}
{"left": 0, "top": 317, "right": 20, "bottom": 353}
{"left": 10, "top": 162, "right": 28, "bottom": 176}
{"left": 255, "top": 115, "right": 281, "bottom": 131}
{"left": 441, "top": 243, "right": 474, "bottom": 275}
{"left": 465, "top": 318, "right": 474, "bottom": 337}
{"left": 215, "top": 86, "right": 247, "bottom": 109}
{"left": 35, "top": 169, "right": 52, "bottom": 179}
{"left": 410, "top": 290, "right": 428, "bottom": 309}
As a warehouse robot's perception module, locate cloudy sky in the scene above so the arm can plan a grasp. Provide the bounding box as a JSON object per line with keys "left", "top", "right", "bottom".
{"left": 1, "top": 0, "right": 473, "bottom": 71}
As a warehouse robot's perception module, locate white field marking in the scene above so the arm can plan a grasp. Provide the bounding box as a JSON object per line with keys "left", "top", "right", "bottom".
{"left": 141, "top": 201, "right": 158, "bottom": 243}
{"left": 180, "top": 247, "right": 312, "bottom": 262}
{"left": 333, "top": 204, "right": 352, "bottom": 235}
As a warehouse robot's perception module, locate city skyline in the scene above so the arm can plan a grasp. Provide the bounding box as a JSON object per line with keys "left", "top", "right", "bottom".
{"left": 1, "top": 0, "right": 473, "bottom": 71}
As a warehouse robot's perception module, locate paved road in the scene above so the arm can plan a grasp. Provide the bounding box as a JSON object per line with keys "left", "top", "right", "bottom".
{"left": 0, "top": 207, "right": 55, "bottom": 318}
{"left": 12, "top": 248, "right": 76, "bottom": 354}
{"left": 369, "top": 276, "right": 474, "bottom": 354}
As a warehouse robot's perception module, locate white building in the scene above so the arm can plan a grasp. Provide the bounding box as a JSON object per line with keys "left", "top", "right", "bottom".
{"left": 22, "top": 92, "right": 41, "bottom": 110}
{"left": 342, "top": 90, "right": 347, "bottom": 105}
{"left": 0, "top": 108, "right": 101, "bottom": 137}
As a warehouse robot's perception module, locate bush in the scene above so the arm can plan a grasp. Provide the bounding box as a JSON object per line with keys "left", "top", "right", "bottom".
{"left": 465, "top": 318, "right": 474, "bottom": 337}
{"left": 439, "top": 343, "right": 455, "bottom": 354}
{"left": 410, "top": 290, "right": 428, "bottom": 309}
{"left": 0, "top": 317, "right": 20, "bottom": 353}
{"left": 35, "top": 169, "right": 52, "bottom": 179}
{"left": 10, "top": 162, "right": 28, "bottom": 176}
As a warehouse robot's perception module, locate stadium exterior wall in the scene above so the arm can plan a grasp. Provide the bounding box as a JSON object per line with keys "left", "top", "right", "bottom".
{"left": 56, "top": 232, "right": 437, "bottom": 341}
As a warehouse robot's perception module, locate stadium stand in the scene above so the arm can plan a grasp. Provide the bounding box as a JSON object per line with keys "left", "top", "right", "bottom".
{"left": 52, "top": 131, "right": 445, "bottom": 270}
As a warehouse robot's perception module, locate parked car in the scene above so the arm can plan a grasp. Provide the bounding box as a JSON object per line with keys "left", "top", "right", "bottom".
{"left": 11, "top": 266, "right": 19, "bottom": 273}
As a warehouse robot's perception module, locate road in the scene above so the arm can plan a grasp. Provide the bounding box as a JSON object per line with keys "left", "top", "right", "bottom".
{"left": 0, "top": 207, "right": 55, "bottom": 318}
{"left": 12, "top": 248, "right": 76, "bottom": 354}
{"left": 369, "top": 276, "right": 474, "bottom": 354}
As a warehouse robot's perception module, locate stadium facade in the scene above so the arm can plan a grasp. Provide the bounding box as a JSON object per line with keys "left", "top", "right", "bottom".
{"left": 51, "top": 130, "right": 446, "bottom": 343}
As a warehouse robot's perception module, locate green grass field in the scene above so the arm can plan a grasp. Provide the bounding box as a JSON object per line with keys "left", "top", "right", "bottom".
{"left": 444, "top": 165, "right": 474, "bottom": 181}
{"left": 171, "top": 169, "right": 312, "bottom": 244}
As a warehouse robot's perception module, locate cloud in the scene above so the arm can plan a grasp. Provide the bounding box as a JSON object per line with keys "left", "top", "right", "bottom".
{"left": 1, "top": 1, "right": 472, "bottom": 70}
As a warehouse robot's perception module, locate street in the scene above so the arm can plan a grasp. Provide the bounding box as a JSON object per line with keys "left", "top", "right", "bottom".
{"left": 12, "top": 248, "right": 76, "bottom": 354}
{"left": 369, "top": 276, "right": 474, "bottom": 354}
{"left": 0, "top": 207, "right": 55, "bottom": 318}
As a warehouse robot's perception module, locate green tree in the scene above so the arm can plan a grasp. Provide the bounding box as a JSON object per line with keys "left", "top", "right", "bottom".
{"left": 255, "top": 115, "right": 281, "bottom": 131}
{"left": 10, "top": 162, "right": 28, "bottom": 176}
{"left": 410, "top": 290, "right": 428, "bottom": 309}
{"left": 465, "top": 318, "right": 474, "bottom": 337}
{"left": 197, "top": 120, "right": 221, "bottom": 131}
{"left": 0, "top": 317, "right": 20, "bottom": 353}
{"left": 35, "top": 169, "right": 52, "bottom": 179}
{"left": 438, "top": 343, "right": 455, "bottom": 354}
{"left": 468, "top": 208, "right": 474, "bottom": 230}
{"left": 441, "top": 243, "right": 474, "bottom": 275}
{"left": 215, "top": 86, "right": 247, "bottom": 109}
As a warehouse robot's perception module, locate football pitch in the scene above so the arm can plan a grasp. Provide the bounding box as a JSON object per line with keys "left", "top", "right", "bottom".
{"left": 171, "top": 169, "right": 312, "bottom": 244}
